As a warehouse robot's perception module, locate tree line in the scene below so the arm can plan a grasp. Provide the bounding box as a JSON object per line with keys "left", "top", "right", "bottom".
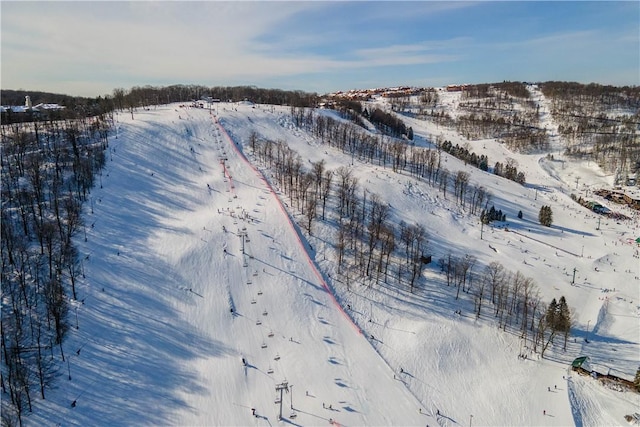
{"left": 295, "top": 108, "right": 497, "bottom": 216}
{"left": 1, "top": 113, "right": 111, "bottom": 425}
{"left": 2, "top": 84, "right": 318, "bottom": 125}
{"left": 112, "top": 84, "right": 318, "bottom": 113}
{"left": 250, "top": 135, "right": 428, "bottom": 293}
{"left": 367, "top": 108, "right": 413, "bottom": 140}
{"left": 439, "top": 257, "right": 572, "bottom": 358}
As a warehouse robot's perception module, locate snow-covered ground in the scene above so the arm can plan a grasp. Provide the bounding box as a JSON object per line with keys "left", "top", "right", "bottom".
{"left": 30, "top": 97, "right": 639, "bottom": 426}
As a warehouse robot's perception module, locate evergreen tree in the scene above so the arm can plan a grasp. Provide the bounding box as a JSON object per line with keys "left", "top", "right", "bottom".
{"left": 541, "top": 297, "right": 559, "bottom": 357}
{"left": 479, "top": 155, "right": 489, "bottom": 171}
{"left": 546, "top": 298, "right": 558, "bottom": 327}
{"left": 517, "top": 210, "right": 523, "bottom": 219}
{"left": 634, "top": 367, "right": 640, "bottom": 392}
{"left": 542, "top": 296, "right": 571, "bottom": 354}
{"left": 539, "top": 205, "right": 553, "bottom": 226}
{"left": 557, "top": 296, "right": 572, "bottom": 350}
{"left": 540, "top": 298, "right": 557, "bottom": 357}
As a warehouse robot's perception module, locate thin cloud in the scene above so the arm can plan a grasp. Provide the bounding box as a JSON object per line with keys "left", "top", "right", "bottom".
{"left": 2, "top": 1, "right": 463, "bottom": 90}
{"left": 354, "top": 1, "right": 479, "bottom": 23}
{"left": 354, "top": 38, "right": 471, "bottom": 57}
{"left": 2, "top": 2, "right": 323, "bottom": 91}
{"left": 1, "top": 1, "right": 637, "bottom": 96}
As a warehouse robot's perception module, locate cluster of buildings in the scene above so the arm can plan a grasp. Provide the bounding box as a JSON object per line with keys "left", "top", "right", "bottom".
{"left": 325, "top": 84, "right": 477, "bottom": 101}
{"left": 1, "top": 96, "right": 65, "bottom": 122}
{"left": 327, "top": 86, "right": 427, "bottom": 100}
{"left": 445, "top": 84, "right": 472, "bottom": 92}
{"left": 594, "top": 188, "right": 640, "bottom": 211}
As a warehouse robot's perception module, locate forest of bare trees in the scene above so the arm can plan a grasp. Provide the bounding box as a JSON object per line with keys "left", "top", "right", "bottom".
{"left": 251, "top": 135, "right": 429, "bottom": 293}
{"left": 251, "top": 106, "right": 571, "bottom": 362}
{"left": 540, "top": 82, "right": 640, "bottom": 183}
{"left": 298, "top": 107, "right": 496, "bottom": 215}
{"left": 455, "top": 82, "right": 549, "bottom": 152}
{"left": 1, "top": 113, "right": 111, "bottom": 425}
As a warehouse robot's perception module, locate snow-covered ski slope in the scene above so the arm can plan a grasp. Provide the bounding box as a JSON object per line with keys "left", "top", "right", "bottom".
{"left": 31, "top": 104, "right": 434, "bottom": 426}
{"left": 32, "top": 98, "right": 638, "bottom": 426}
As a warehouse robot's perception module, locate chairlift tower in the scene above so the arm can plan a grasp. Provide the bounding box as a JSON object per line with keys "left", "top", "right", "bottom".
{"left": 275, "top": 381, "right": 289, "bottom": 420}
{"left": 238, "top": 227, "right": 248, "bottom": 254}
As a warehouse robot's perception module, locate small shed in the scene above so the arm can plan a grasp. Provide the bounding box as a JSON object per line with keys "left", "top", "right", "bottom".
{"left": 571, "top": 356, "right": 590, "bottom": 375}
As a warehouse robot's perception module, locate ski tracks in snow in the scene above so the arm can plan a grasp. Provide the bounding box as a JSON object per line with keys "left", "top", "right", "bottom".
{"left": 215, "top": 116, "right": 362, "bottom": 336}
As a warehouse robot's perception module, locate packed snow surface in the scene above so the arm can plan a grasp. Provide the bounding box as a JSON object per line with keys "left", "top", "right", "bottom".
{"left": 31, "top": 98, "right": 639, "bottom": 426}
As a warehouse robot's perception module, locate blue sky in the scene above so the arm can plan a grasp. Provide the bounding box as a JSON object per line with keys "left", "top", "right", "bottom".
{"left": 2, "top": 1, "right": 638, "bottom": 97}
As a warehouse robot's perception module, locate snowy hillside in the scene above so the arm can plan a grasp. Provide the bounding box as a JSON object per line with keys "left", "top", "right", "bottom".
{"left": 29, "top": 105, "right": 434, "bottom": 426}
{"left": 29, "top": 98, "right": 639, "bottom": 426}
